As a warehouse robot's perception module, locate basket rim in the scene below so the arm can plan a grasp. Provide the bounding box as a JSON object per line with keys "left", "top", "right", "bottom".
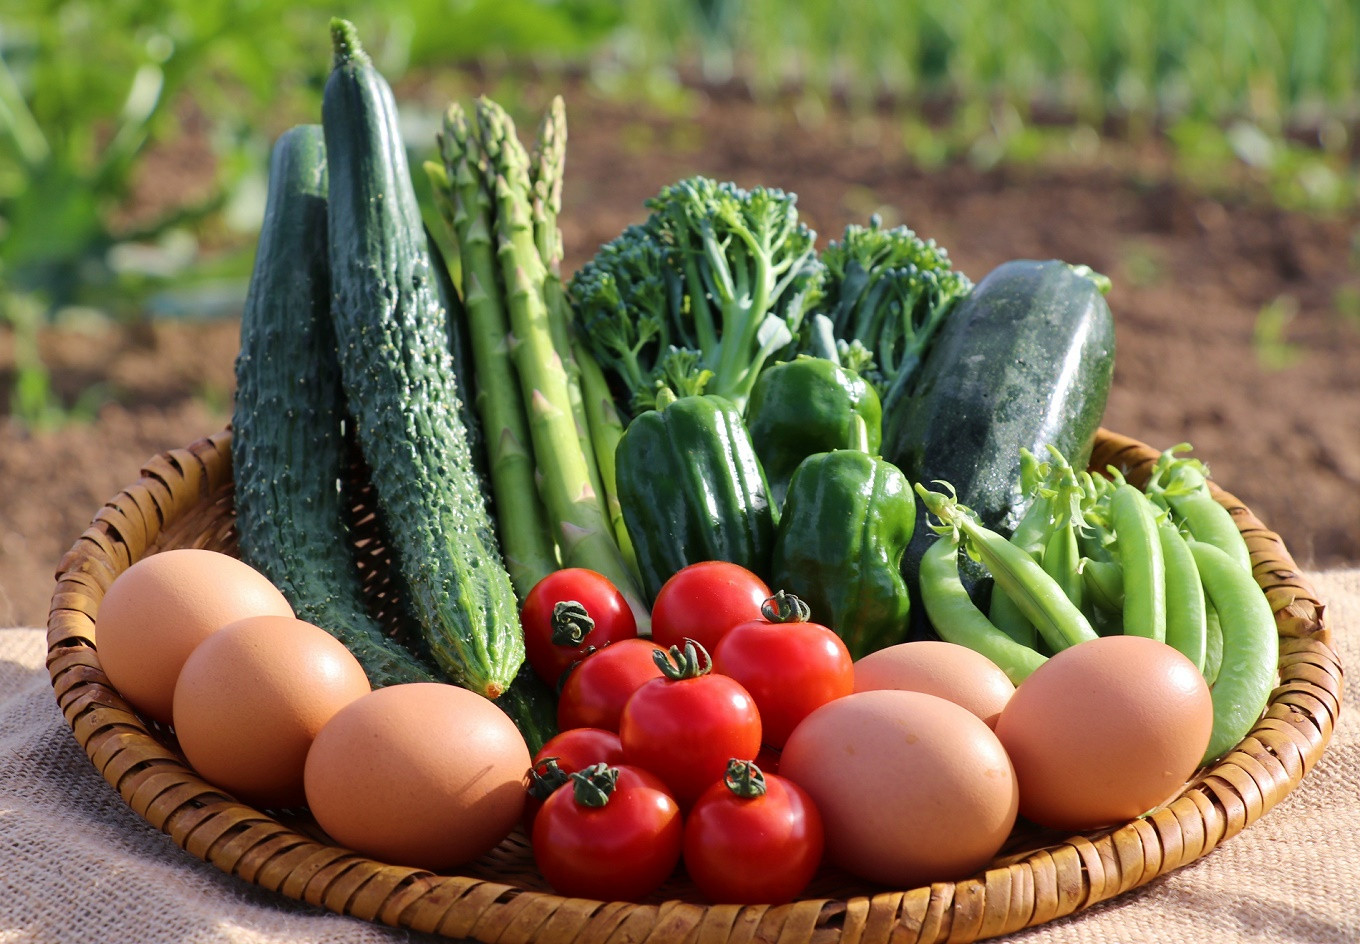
{"left": 44, "top": 426, "right": 1343, "bottom": 944}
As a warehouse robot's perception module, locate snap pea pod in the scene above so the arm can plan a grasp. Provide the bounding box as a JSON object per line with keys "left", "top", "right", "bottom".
{"left": 986, "top": 448, "right": 1052, "bottom": 648}
{"left": 1157, "top": 515, "right": 1207, "bottom": 673}
{"left": 1146, "top": 446, "right": 1251, "bottom": 573}
{"left": 1080, "top": 559, "right": 1124, "bottom": 614}
{"left": 1203, "top": 602, "right": 1224, "bottom": 686}
{"left": 1109, "top": 482, "right": 1166, "bottom": 642}
{"left": 1189, "top": 540, "right": 1278, "bottom": 765}
{"left": 916, "top": 484, "right": 1098, "bottom": 653}
{"left": 919, "top": 528, "right": 1047, "bottom": 685}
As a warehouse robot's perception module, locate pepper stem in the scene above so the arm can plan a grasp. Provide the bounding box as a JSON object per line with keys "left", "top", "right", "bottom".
{"left": 723, "top": 759, "right": 767, "bottom": 798}
{"left": 653, "top": 638, "right": 712, "bottom": 680}
{"left": 550, "top": 600, "right": 595, "bottom": 647}
{"left": 569, "top": 763, "right": 619, "bottom": 807}
{"left": 760, "top": 590, "right": 811, "bottom": 623}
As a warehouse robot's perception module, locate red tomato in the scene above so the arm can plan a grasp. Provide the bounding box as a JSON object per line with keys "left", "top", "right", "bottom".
{"left": 532, "top": 764, "right": 682, "bottom": 901}
{"left": 521, "top": 569, "right": 638, "bottom": 686}
{"left": 619, "top": 641, "right": 762, "bottom": 806}
{"left": 650, "top": 561, "right": 772, "bottom": 654}
{"left": 524, "top": 727, "right": 627, "bottom": 827}
{"left": 683, "top": 760, "right": 824, "bottom": 904}
{"left": 712, "top": 598, "right": 854, "bottom": 749}
{"left": 557, "top": 638, "right": 665, "bottom": 732}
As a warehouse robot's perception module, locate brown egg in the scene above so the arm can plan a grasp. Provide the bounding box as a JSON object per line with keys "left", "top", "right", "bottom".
{"left": 780, "top": 689, "right": 1017, "bottom": 888}
{"left": 853, "top": 640, "right": 1016, "bottom": 727}
{"left": 172, "top": 614, "right": 371, "bottom": 809}
{"left": 96, "top": 549, "right": 295, "bottom": 723}
{"left": 304, "top": 683, "right": 531, "bottom": 871}
{"left": 994, "top": 635, "right": 1214, "bottom": 831}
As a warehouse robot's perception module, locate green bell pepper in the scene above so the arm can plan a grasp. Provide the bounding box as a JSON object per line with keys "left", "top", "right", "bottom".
{"left": 745, "top": 356, "right": 883, "bottom": 509}
{"left": 616, "top": 394, "right": 777, "bottom": 602}
{"left": 771, "top": 449, "right": 914, "bottom": 658}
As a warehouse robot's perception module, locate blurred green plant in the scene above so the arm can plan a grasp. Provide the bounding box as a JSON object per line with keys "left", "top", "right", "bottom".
{"left": 0, "top": 0, "right": 618, "bottom": 427}
{"left": 1253, "top": 294, "right": 1304, "bottom": 371}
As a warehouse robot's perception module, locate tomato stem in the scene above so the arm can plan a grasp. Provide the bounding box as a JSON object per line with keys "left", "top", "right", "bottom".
{"left": 653, "top": 638, "right": 712, "bottom": 680}
{"left": 570, "top": 763, "right": 620, "bottom": 807}
{"left": 722, "top": 759, "right": 767, "bottom": 798}
{"left": 527, "top": 757, "right": 571, "bottom": 800}
{"left": 551, "top": 600, "right": 595, "bottom": 647}
{"left": 760, "top": 590, "right": 811, "bottom": 624}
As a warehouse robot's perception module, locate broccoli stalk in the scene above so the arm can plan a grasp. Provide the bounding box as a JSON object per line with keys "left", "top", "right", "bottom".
{"left": 811, "top": 215, "right": 972, "bottom": 408}
{"left": 570, "top": 176, "right": 824, "bottom": 417}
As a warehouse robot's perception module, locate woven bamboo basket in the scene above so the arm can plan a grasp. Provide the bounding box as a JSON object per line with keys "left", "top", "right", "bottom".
{"left": 46, "top": 426, "right": 1341, "bottom": 943}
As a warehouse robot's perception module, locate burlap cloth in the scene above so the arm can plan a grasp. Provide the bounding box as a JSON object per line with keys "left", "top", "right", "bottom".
{"left": 3, "top": 572, "right": 1356, "bottom": 944}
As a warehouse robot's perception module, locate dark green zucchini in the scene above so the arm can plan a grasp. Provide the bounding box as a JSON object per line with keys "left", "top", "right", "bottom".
{"left": 882, "top": 259, "right": 1116, "bottom": 623}
{"left": 322, "top": 20, "right": 521, "bottom": 699}
{"left": 232, "top": 124, "right": 438, "bottom": 688}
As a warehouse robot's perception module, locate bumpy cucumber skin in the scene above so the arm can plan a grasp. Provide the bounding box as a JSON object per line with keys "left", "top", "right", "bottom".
{"left": 885, "top": 259, "right": 1116, "bottom": 626}
{"left": 232, "top": 124, "right": 438, "bottom": 688}
{"left": 322, "top": 40, "right": 522, "bottom": 698}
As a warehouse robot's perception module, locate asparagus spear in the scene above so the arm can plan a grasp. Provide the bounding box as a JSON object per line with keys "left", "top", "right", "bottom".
{"left": 431, "top": 104, "right": 557, "bottom": 597}
{"left": 476, "top": 98, "right": 648, "bottom": 624}
{"left": 526, "top": 97, "right": 607, "bottom": 516}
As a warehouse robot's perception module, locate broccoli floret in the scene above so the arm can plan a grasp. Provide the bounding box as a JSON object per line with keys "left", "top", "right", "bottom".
{"left": 569, "top": 176, "right": 825, "bottom": 417}
{"left": 811, "top": 215, "right": 972, "bottom": 402}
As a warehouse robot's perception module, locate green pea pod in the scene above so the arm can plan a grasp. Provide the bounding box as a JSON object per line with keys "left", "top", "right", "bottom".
{"left": 746, "top": 356, "right": 882, "bottom": 510}
{"left": 917, "top": 484, "right": 1098, "bottom": 653}
{"left": 919, "top": 529, "right": 1047, "bottom": 685}
{"left": 1157, "top": 515, "right": 1207, "bottom": 673}
{"left": 1203, "top": 601, "right": 1225, "bottom": 686}
{"left": 1109, "top": 483, "right": 1166, "bottom": 642}
{"left": 772, "top": 450, "right": 914, "bottom": 658}
{"left": 1190, "top": 540, "right": 1278, "bottom": 764}
{"left": 616, "top": 394, "right": 776, "bottom": 602}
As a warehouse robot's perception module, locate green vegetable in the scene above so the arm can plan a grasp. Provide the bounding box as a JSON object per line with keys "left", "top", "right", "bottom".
{"left": 615, "top": 394, "right": 777, "bottom": 601}
{"left": 1145, "top": 444, "right": 1253, "bottom": 573}
{"left": 745, "top": 356, "right": 882, "bottom": 509}
{"left": 322, "top": 20, "right": 521, "bottom": 698}
{"left": 430, "top": 105, "right": 557, "bottom": 597}
{"left": 885, "top": 259, "right": 1116, "bottom": 614}
{"left": 916, "top": 483, "right": 1099, "bottom": 653}
{"left": 1109, "top": 481, "right": 1167, "bottom": 642}
{"left": 570, "top": 176, "right": 825, "bottom": 415}
{"left": 805, "top": 215, "right": 972, "bottom": 407}
{"left": 232, "top": 124, "right": 438, "bottom": 688}
{"left": 1157, "top": 515, "right": 1208, "bottom": 672}
{"left": 771, "top": 449, "right": 915, "bottom": 658}
{"left": 918, "top": 527, "right": 1047, "bottom": 685}
{"left": 1189, "top": 540, "right": 1278, "bottom": 764}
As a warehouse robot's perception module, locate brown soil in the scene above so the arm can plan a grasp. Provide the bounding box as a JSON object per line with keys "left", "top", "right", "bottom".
{"left": 3, "top": 91, "right": 1359, "bottom": 628}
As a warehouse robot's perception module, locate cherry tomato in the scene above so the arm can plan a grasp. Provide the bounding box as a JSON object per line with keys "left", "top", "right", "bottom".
{"left": 619, "top": 640, "right": 762, "bottom": 806}
{"left": 532, "top": 763, "right": 682, "bottom": 901}
{"left": 523, "top": 727, "right": 626, "bottom": 827}
{"left": 557, "top": 638, "right": 665, "bottom": 732}
{"left": 683, "top": 760, "right": 824, "bottom": 904}
{"left": 522, "top": 569, "right": 638, "bottom": 686}
{"left": 712, "top": 592, "right": 854, "bottom": 749}
{"left": 650, "top": 561, "right": 772, "bottom": 654}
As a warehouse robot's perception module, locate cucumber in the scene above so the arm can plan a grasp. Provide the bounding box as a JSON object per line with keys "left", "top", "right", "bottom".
{"left": 322, "top": 20, "right": 522, "bottom": 698}
{"left": 232, "top": 124, "right": 438, "bottom": 688}
{"left": 883, "top": 259, "right": 1116, "bottom": 625}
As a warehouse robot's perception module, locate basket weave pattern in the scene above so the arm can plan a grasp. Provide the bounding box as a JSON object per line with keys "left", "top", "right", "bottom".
{"left": 45, "top": 428, "right": 1341, "bottom": 943}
